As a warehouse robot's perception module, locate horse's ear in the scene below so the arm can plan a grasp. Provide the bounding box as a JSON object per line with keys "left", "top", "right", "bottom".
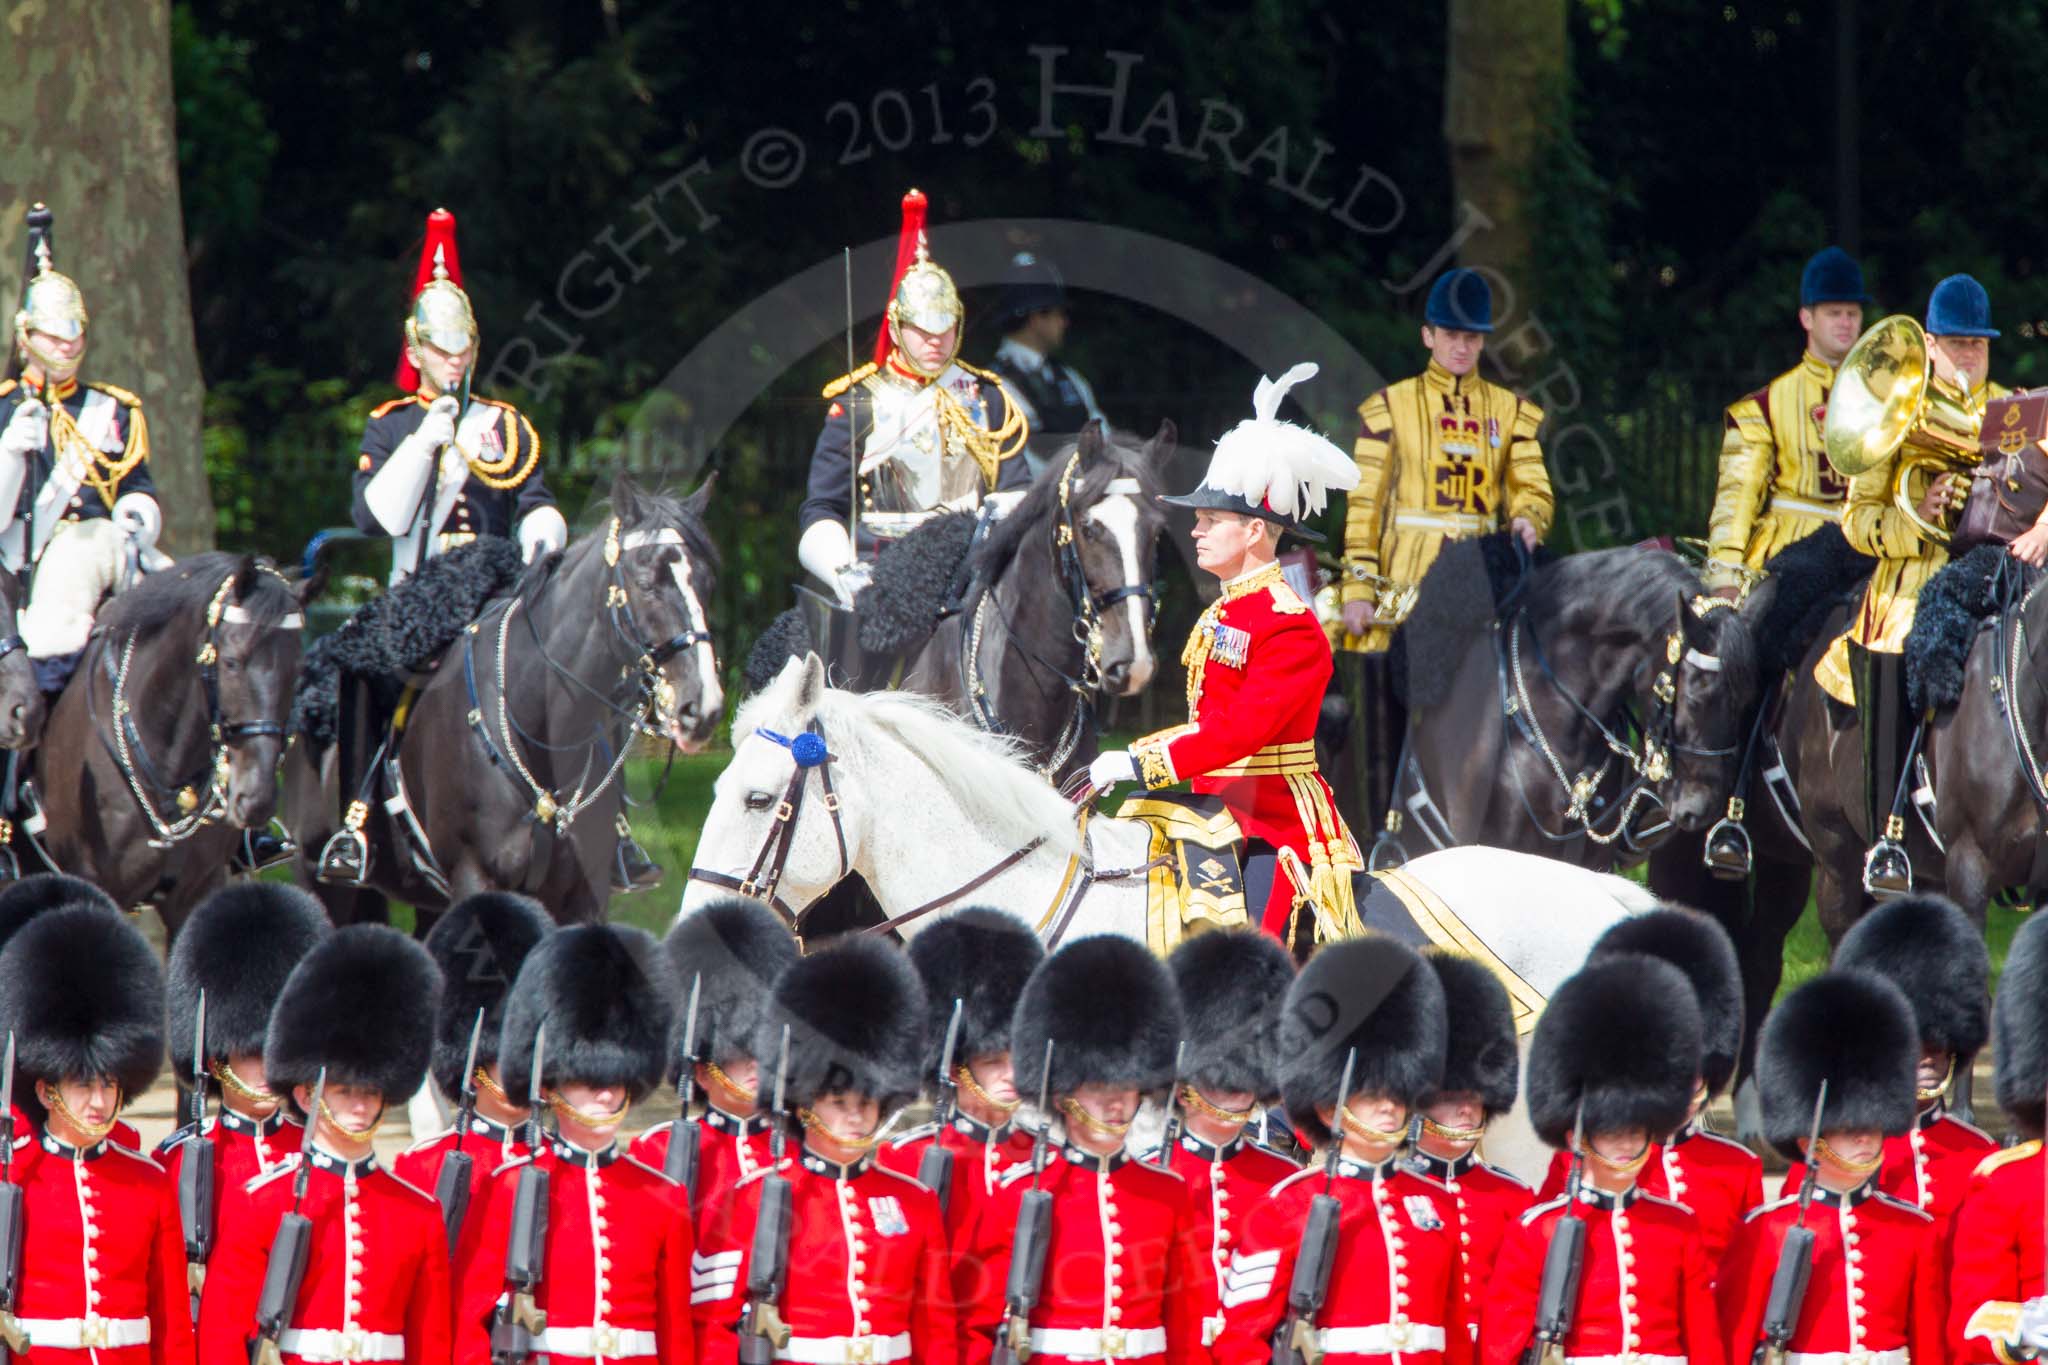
{"left": 232, "top": 554, "right": 261, "bottom": 601}
{"left": 683, "top": 471, "right": 718, "bottom": 519}
{"left": 796, "top": 651, "right": 828, "bottom": 709}
{"left": 1146, "top": 418, "right": 1176, "bottom": 465}
{"left": 1076, "top": 419, "right": 1105, "bottom": 464}
{"left": 1678, "top": 589, "right": 1717, "bottom": 651}
{"left": 610, "top": 471, "right": 644, "bottom": 525}
{"left": 295, "top": 564, "right": 328, "bottom": 606}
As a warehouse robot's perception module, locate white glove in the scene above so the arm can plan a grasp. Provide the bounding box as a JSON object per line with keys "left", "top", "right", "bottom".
{"left": 112, "top": 492, "right": 161, "bottom": 545}
{"left": 799, "top": 520, "right": 868, "bottom": 607}
{"left": 518, "top": 506, "right": 568, "bottom": 562}
{"left": 417, "top": 394, "right": 460, "bottom": 450}
{"left": 2016, "top": 1296, "right": 2048, "bottom": 1356}
{"left": 0, "top": 399, "right": 47, "bottom": 460}
{"left": 1088, "top": 749, "right": 1138, "bottom": 791}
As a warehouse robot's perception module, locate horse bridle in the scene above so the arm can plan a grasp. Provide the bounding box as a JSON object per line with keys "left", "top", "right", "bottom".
{"left": 686, "top": 721, "right": 847, "bottom": 926}
{"left": 602, "top": 519, "right": 717, "bottom": 733}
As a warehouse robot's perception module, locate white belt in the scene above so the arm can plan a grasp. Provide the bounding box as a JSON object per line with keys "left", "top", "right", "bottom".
{"left": 19, "top": 1316, "right": 150, "bottom": 1348}
{"left": 536, "top": 1324, "right": 661, "bottom": 1358}
{"left": 1028, "top": 1325, "right": 1169, "bottom": 1359}
{"left": 1320, "top": 1322, "right": 1449, "bottom": 1353}
{"left": 1787, "top": 1352, "right": 1909, "bottom": 1365}
{"left": 777, "top": 1330, "right": 913, "bottom": 1363}
{"left": 277, "top": 1327, "right": 407, "bottom": 1361}
{"left": 1394, "top": 511, "right": 1495, "bottom": 534}
{"left": 1565, "top": 1356, "right": 1687, "bottom": 1365}
{"left": 1770, "top": 494, "right": 1845, "bottom": 522}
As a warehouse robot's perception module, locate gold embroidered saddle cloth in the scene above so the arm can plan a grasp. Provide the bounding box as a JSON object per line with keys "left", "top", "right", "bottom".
{"left": 1111, "top": 791, "right": 1251, "bottom": 954}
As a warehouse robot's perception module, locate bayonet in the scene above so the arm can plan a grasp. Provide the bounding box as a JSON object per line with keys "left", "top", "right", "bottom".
{"left": 665, "top": 974, "right": 704, "bottom": 1195}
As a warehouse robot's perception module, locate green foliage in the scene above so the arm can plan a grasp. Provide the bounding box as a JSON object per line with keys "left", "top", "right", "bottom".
{"left": 169, "top": 3, "right": 276, "bottom": 264}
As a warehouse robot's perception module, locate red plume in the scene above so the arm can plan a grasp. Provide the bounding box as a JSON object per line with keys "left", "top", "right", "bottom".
{"left": 394, "top": 208, "right": 465, "bottom": 390}
{"left": 873, "top": 189, "right": 927, "bottom": 368}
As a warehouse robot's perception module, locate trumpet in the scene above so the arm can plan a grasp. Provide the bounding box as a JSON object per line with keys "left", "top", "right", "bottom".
{"left": 1823, "top": 314, "right": 1984, "bottom": 545}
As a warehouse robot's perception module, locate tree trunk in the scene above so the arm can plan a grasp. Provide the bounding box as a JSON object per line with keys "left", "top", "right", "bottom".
{"left": 0, "top": 0, "right": 214, "bottom": 554}
{"left": 1444, "top": 0, "right": 1569, "bottom": 308}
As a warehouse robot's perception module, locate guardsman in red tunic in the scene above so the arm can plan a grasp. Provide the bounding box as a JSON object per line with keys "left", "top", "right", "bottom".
{"left": 1950, "top": 908, "right": 2048, "bottom": 1364}
{"left": 197, "top": 925, "right": 450, "bottom": 1365}
{"left": 1481, "top": 955, "right": 1724, "bottom": 1365}
{"left": 956, "top": 936, "right": 1212, "bottom": 1365}
{"left": 455, "top": 923, "right": 693, "bottom": 1365}
{"left": 1088, "top": 363, "right": 1362, "bottom": 945}
{"left": 156, "top": 883, "right": 330, "bottom": 1319}
{"left": 1212, "top": 935, "right": 1466, "bottom": 1365}
{"left": 1782, "top": 895, "right": 1994, "bottom": 1232}
{"left": 1720, "top": 971, "right": 1944, "bottom": 1365}
{"left": 628, "top": 897, "right": 797, "bottom": 1224}
{"left": 876, "top": 908, "right": 1044, "bottom": 1267}
{"left": 693, "top": 935, "right": 957, "bottom": 1365}
{"left": 1410, "top": 949, "right": 1533, "bottom": 1327}
{"left": 1144, "top": 928, "right": 1299, "bottom": 1351}
{"left": 0, "top": 901, "right": 193, "bottom": 1364}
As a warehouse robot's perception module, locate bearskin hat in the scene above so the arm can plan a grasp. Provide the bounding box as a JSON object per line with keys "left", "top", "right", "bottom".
{"left": 265, "top": 925, "right": 439, "bottom": 1118}
{"left": 1832, "top": 894, "right": 1989, "bottom": 1060}
{"left": 1589, "top": 908, "right": 1744, "bottom": 1096}
{"left": 1010, "top": 936, "right": 1182, "bottom": 1101}
{"left": 1168, "top": 928, "right": 1296, "bottom": 1102}
{"left": 1278, "top": 936, "right": 1446, "bottom": 1146}
{"left": 1421, "top": 949, "right": 1519, "bottom": 1118}
{"left": 422, "top": 891, "right": 553, "bottom": 1102}
{"left": 0, "top": 873, "right": 116, "bottom": 957}
{"left": 665, "top": 899, "right": 798, "bottom": 1079}
{"left": 500, "top": 924, "right": 676, "bottom": 1105}
{"left": 1994, "top": 910, "right": 2048, "bottom": 1136}
{"left": 1526, "top": 954, "right": 1702, "bottom": 1148}
{"left": 0, "top": 906, "right": 162, "bottom": 1120}
{"left": 755, "top": 934, "right": 925, "bottom": 1113}
{"left": 1757, "top": 970, "right": 1918, "bottom": 1161}
{"left": 906, "top": 908, "right": 1045, "bottom": 1086}
{"left": 167, "top": 882, "right": 330, "bottom": 1089}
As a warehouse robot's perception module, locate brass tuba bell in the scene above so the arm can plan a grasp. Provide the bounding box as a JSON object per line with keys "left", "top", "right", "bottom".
{"left": 1823, "top": 314, "right": 1985, "bottom": 545}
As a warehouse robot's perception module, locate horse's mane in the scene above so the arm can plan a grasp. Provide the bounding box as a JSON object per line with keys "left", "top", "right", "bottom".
{"left": 599, "top": 484, "right": 720, "bottom": 578}
{"left": 737, "top": 664, "right": 1081, "bottom": 857}
{"left": 1523, "top": 545, "right": 1757, "bottom": 700}
{"left": 971, "top": 433, "right": 1162, "bottom": 582}
{"left": 97, "top": 552, "right": 296, "bottom": 642}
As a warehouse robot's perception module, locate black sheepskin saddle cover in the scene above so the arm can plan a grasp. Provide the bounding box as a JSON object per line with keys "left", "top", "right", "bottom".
{"left": 1753, "top": 524, "right": 1873, "bottom": 675}
{"left": 1391, "top": 532, "right": 1556, "bottom": 709}
{"left": 1906, "top": 542, "right": 2027, "bottom": 712}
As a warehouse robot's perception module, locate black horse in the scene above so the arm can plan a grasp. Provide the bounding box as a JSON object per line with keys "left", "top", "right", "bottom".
{"left": 286, "top": 478, "right": 723, "bottom": 928}
{"left": 0, "top": 567, "right": 41, "bottom": 751}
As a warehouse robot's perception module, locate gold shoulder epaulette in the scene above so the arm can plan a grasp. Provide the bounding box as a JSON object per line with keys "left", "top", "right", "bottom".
{"left": 822, "top": 362, "right": 879, "bottom": 400}
{"left": 370, "top": 394, "right": 421, "bottom": 419}
{"left": 0, "top": 379, "right": 15, "bottom": 398}
{"left": 955, "top": 360, "right": 1005, "bottom": 384}
{"left": 1973, "top": 1139, "right": 2042, "bottom": 1180}
{"left": 90, "top": 381, "right": 141, "bottom": 407}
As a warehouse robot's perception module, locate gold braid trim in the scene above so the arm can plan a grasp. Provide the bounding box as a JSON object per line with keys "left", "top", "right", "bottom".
{"left": 1182, "top": 1085, "right": 1254, "bottom": 1127}
{"left": 704, "top": 1059, "right": 758, "bottom": 1105}
{"left": 957, "top": 1064, "right": 1022, "bottom": 1115}
{"left": 317, "top": 1096, "right": 388, "bottom": 1141}
{"left": 210, "top": 1058, "right": 280, "bottom": 1109}
{"left": 41, "top": 1083, "right": 120, "bottom": 1143}
{"left": 932, "top": 381, "right": 1029, "bottom": 489}
{"left": 1811, "top": 1137, "right": 1883, "bottom": 1175}
{"left": 547, "top": 1091, "right": 632, "bottom": 1128}
{"left": 1060, "top": 1096, "right": 1133, "bottom": 1138}
{"left": 474, "top": 1067, "right": 512, "bottom": 1104}
{"left": 463, "top": 406, "right": 543, "bottom": 490}
{"left": 797, "top": 1107, "right": 882, "bottom": 1151}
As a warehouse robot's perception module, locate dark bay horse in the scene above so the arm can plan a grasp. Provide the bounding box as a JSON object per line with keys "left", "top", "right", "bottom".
{"left": 286, "top": 479, "right": 723, "bottom": 928}
{"left": 0, "top": 568, "right": 42, "bottom": 749}
{"left": 27, "top": 553, "right": 309, "bottom": 934}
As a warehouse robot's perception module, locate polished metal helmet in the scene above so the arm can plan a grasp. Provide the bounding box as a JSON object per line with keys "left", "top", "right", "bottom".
{"left": 13, "top": 203, "right": 88, "bottom": 376}
{"left": 397, "top": 209, "right": 477, "bottom": 391}
{"left": 881, "top": 189, "right": 962, "bottom": 376}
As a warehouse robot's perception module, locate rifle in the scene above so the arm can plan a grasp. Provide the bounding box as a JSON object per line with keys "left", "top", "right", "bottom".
{"left": 1268, "top": 1047, "right": 1355, "bottom": 1365}
{"left": 250, "top": 1068, "right": 325, "bottom": 1365}
{"left": 917, "top": 999, "right": 965, "bottom": 1209}
{"left": 738, "top": 1026, "right": 795, "bottom": 1365}
{"left": 178, "top": 992, "right": 216, "bottom": 1323}
{"left": 1753, "top": 1082, "right": 1828, "bottom": 1365}
{"left": 663, "top": 973, "right": 704, "bottom": 1197}
{"left": 991, "top": 1040, "right": 1057, "bottom": 1365}
{"left": 1521, "top": 1100, "right": 1590, "bottom": 1365}
{"left": 1154, "top": 1040, "right": 1190, "bottom": 1168}
{"left": 489, "top": 1025, "right": 551, "bottom": 1364}
{"left": 434, "top": 1010, "right": 486, "bottom": 1256}
{"left": 0, "top": 1036, "right": 27, "bottom": 1360}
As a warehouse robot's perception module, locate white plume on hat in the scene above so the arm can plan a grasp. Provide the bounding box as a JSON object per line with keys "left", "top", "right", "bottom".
{"left": 1203, "top": 362, "right": 1359, "bottom": 519}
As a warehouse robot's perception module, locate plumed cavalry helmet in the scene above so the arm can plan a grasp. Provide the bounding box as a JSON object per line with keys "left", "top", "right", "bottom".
{"left": 13, "top": 202, "right": 89, "bottom": 376}
{"left": 397, "top": 207, "right": 478, "bottom": 391}
{"left": 878, "top": 188, "right": 964, "bottom": 375}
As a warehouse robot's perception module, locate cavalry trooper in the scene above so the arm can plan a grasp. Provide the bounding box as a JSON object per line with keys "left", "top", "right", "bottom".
{"left": 1480, "top": 954, "right": 1724, "bottom": 1365}
{"left": 1782, "top": 893, "right": 1993, "bottom": 1231}
{"left": 1949, "top": 908, "right": 2048, "bottom": 1363}
{"left": 1338, "top": 268, "right": 1552, "bottom": 652}
{"left": 691, "top": 935, "right": 955, "bottom": 1365}
{"left": 628, "top": 897, "right": 798, "bottom": 1223}
{"left": 1146, "top": 928, "right": 1300, "bottom": 1350}
{"left": 876, "top": 907, "right": 1044, "bottom": 1269}
{"left": 1703, "top": 246, "right": 1870, "bottom": 595}
{"left": 1409, "top": 949, "right": 1532, "bottom": 1322}
{"left": 0, "top": 900, "right": 194, "bottom": 1362}
{"left": 1213, "top": 935, "right": 1468, "bottom": 1365}
{"left": 1089, "top": 362, "right": 1363, "bottom": 946}
{"left": 455, "top": 923, "right": 693, "bottom": 1365}
{"left": 197, "top": 925, "right": 449, "bottom": 1365}
{"left": 797, "top": 188, "right": 1031, "bottom": 611}
{"left": 1536, "top": 908, "right": 1760, "bottom": 1265}
{"left": 0, "top": 203, "right": 169, "bottom": 668}
{"left": 986, "top": 251, "right": 1108, "bottom": 475}
{"left": 1719, "top": 970, "right": 1944, "bottom": 1365}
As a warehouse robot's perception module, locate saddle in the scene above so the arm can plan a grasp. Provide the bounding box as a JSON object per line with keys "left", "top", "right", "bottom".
{"left": 1390, "top": 532, "right": 1555, "bottom": 709}
{"left": 1109, "top": 791, "right": 1250, "bottom": 955}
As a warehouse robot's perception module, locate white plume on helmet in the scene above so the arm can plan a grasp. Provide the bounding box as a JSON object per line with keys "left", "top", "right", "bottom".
{"left": 1202, "top": 362, "right": 1359, "bottom": 519}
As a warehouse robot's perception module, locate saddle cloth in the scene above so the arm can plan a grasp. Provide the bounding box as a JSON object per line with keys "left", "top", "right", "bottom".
{"left": 1112, "top": 791, "right": 1249, "bottom": 954}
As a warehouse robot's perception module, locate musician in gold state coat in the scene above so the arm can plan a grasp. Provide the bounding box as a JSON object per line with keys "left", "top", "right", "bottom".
{"left": 1339, "top": 269, "right": 1552, "bottom": 653}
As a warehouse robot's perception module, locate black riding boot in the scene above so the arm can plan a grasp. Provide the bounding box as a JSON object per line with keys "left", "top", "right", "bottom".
{"left": 611, "top": 814, "right": 664, "bottom": 894}
{"left": 1851, "top": 642, "right": 1912, "bottom": 897}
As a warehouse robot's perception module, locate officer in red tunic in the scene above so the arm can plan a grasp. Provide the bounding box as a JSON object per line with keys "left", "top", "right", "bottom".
{"left": 1481, "top": 955, "right": 1724, "bottom": 1365}
{"left": 1144, "top": 928, "right": 1299, "bottom": 1350}
{"left": 1782, "top": 894, "right": 1993, "bottom": 1230}
{"left": 197, "top": 925, "right": 450, "bottom": 1365}
{"left": 876, "top": 908, "right": 1044, "bottom": 1264}
{"left": 1410, "top": 949, "right": 1533, "bottom": 1326}
{"left": 1212, "top": 936, "right": 1466, "bottom": 1365}
{"left": 1088, "top": 363, "right": 1362, "bottom": 946}
{"left": 0, "top": 902, "right": 193, "bottom": 1363}
{"left": 1720, "top": 971, "right": 1944, "bottom": 1365}
{"left": 157, "top": 883, "right": 331, "bottom": 1313}
{"left": 629, "top": 897, "right": 798, "bottom": 1223}
{"left": 1949, "top": 907, "right": 2048, "bottom": 1364}
{"left": 693, "top": 935, "right": 957, "bottom": 1365}
{"left": 455, "top": 922, "right": 692, "bottom": 1365}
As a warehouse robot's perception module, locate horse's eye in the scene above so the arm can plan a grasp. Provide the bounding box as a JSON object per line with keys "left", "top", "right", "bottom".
{"left": 744, "top": 791, "right": 774, "bottom": 812}
{"left": 222, "top": 657, "right": 242, "bottom": 674}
